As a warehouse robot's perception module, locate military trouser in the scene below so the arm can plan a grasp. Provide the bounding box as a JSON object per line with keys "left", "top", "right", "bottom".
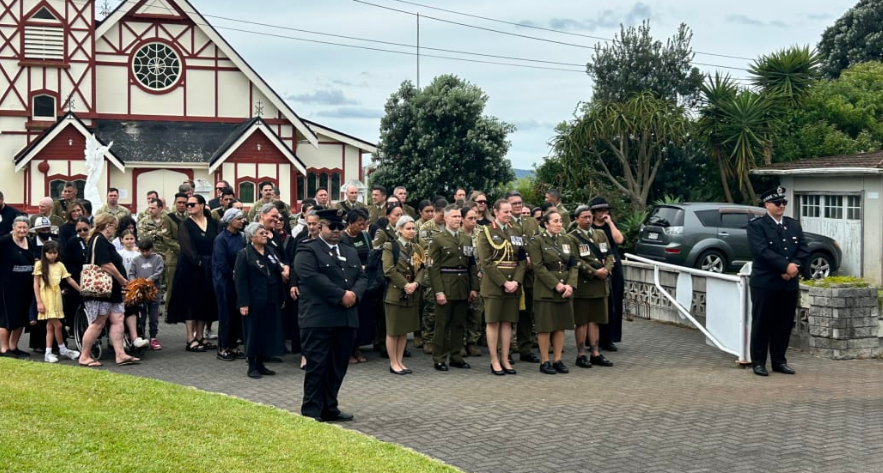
{"left": 465, "top": 295, "right": 484, "bottom": 345}
{"left": 433, "top": 299, "right": 468, "bottom": 364}
{"left": 163, "top": 257, "right": 177, "bottom": 309}
{"left": 422, "top": 286, "right": 436, "bottom": 344}
{"left": 515, "top": 285, "right": 536, "bottom": 355}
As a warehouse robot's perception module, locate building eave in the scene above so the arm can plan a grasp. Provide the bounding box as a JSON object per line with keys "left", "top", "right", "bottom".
{"left": 751, "top": 167, "right": 883, "bottom": 176}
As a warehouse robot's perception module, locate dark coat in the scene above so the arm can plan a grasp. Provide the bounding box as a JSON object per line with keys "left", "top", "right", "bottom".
{"left": 747, "top": 214, "right": 810, "bottom": 291}
{"left": 234, "top": 244, "right": 285, "bottom": 357}
{"left": 294, "top": 238, "right": 367, "bottom": 329}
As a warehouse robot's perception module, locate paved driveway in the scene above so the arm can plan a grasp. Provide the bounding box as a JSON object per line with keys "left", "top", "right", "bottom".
{"left": 43, "top": 318, "right": 883, "bottom": 473}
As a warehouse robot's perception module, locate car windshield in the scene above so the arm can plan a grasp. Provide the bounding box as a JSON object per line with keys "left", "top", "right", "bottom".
{"left": 644, "top": 206, "right": 684, "bottom": 227}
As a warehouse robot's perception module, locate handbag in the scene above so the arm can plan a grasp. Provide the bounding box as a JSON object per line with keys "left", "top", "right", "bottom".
{"left": 80, "top": 236, "right": 114, "bottom": 298}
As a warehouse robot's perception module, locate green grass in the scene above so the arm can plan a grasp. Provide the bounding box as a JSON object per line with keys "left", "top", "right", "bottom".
{"left": 802, "top": 275, "right": 870, "bottom": 288}
{"left": 0, "top": 359, "right": 461, "bottom": 473}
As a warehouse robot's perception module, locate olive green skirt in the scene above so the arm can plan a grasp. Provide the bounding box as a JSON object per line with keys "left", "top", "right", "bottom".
{"left": 573, "top": 297, "right": 608, "bottom": 325}
{"left": 484, "top": 296, "right": 520, "bottom": 324}
{"left": 385, "top": 303, "right": 421, "bottom": 336}
{"left": 534, "top": 300, "right": 574, "bottom": 333}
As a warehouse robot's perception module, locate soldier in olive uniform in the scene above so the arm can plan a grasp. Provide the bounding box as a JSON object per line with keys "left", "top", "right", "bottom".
{"left": 570, "top": 205, "right": 615, "bottom": 368}
{"left": 478, "top": 199, "right": 525, "bottom": 376}
{"left": 336, "top": 184, "right": 367, "bottom": 214}
{"left": 460, "top": 204, "right": 484, "bottom": 356}
{"left": 417, "top": 198, "right": 448, "bottom": 354}
{"left": 544, "top": 188, "right": 570, "bottom": 228}
{"left": 507, "top": 191, "right": 541, "bottom": 363}
{"left": 368, "top": 185, "right": 389, "bottom": 225}
{"left": 137, "top": 198, "right": 180, "bottom": 307}
{"left": 747, "top": 186, "right": 809, "bottom": 377}
{"left": 429, "top": 205, "right": 479, "bottom": 371}
{"left": 529, "top": 210, "right": 578, "bottom": 375}
{"left": 382, "top": 216, "right": 426, "bottom": 375}
{"left": 393, "top": 186, "right": 417, "bottom": 219}
{"left": 371, "top": 203, "right": 403, "bottom": 249}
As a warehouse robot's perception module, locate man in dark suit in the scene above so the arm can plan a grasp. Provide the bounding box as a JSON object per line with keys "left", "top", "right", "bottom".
{"left": 747, "top": 186, "right": 809, "bottom": 377}
{"left": 294, "top": 208, "right": 367, "bottom": 422}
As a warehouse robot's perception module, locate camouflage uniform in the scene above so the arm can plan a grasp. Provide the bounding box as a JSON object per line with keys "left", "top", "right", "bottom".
{"left": 138, "top": 213, "right": 180, "bottom": 307}
{"left": 94, "top": 204, "right": 131, "bottom": 221}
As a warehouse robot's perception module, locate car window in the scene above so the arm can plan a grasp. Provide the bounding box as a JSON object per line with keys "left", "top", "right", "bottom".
{"left": 694, "top": 210, "right": 720, "bottom": 227}
{"left": 720, "top": 213, "right": 749, "bottom": 229}
{"left": 644, "top": 206, "right": 684, "bottom": 227}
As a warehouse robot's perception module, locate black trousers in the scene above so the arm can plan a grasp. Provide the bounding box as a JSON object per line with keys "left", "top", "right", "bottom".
{"left": 516, "top": 285, "right": 535, "bottom": 355}
{"left": 600, "top": 265, "right": 624, "bottom": 344}
{"left": 750, "top": 286, "right": 798, "bottom": 367}
{"left": 300, "top": 326, "right": 356, "bottom": 420}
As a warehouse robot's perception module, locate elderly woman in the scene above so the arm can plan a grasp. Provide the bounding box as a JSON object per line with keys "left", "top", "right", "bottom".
{"left": 0, "top": 216, "right": 36, "bottom": 358}
{"left": 78, "top": 214, "right": 138, "bottom": 367}
{"left": 212, "top": 208, "right": 247, "bottom": 361}
{"left": 382, "top": 216, "right": 425, "bottom": 375}
{"left": 58, "top": 200, "right": 85, "bottom": 248}
{"left": 235, "top": 222, "right": 286, "bottom": 379}
{"left": 528, "top": 211, "right": 578, "bottom": 375}
{"left": 167, "top": 194, "right": 218, "bottom": 352}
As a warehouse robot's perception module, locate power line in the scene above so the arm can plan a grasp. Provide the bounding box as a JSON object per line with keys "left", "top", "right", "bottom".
{"left": 380, "top": 0, "right": 755, "bottom": 61}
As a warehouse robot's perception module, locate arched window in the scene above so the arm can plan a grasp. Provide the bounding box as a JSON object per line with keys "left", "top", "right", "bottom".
{"left": 33, "top": 95, "right": 55, "bottom": 119}
{"left": 238, "top": 181, "right": 255, "bottom": 204}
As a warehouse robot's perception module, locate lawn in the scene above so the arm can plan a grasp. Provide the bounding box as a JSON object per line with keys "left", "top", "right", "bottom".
{"left": 0, "top": 358, "right": 461, "bottom": 473}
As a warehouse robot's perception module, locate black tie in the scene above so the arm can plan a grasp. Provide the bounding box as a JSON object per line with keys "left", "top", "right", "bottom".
{"left": 331, "top": 245, "right": 340, "bottom": 259}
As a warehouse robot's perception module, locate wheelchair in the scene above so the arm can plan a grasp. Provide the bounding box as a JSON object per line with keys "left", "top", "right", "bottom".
{"left": 72, "top": 302, "right": 148, "bottom": 360}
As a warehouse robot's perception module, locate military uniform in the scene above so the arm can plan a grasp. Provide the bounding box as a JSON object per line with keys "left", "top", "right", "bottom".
{"left": 401, "top": 204, "right": 417, "bottom": 220}
{"left": 138, "top": 213, "right": 180, "bottom": 306}
{"left": 528, "top": 231, "right": 577, "bottom": 333}
{"left": 477, "top": 221, "right": 526, "bottom": 323}
{"left": 335, "top": 200, "right": 367, "bottom": 214}
{"left": 371, "top": 225, "right": 397, "bottom": 250}
{"left": 511, "top": 215, "right": 541, "bottom": 358}
{"left": 52, "top": 198, "right": 77, "bottom": 220}
{"left": 418, "top": 219, "right": 445, "bottom": 348}
{"left": 368, "top": 203, "right": 388, "bottom": 226}
{"left": 464, "top": 229, "right": 484, "bottom": 348}
{"left": 570, "top": 227, "right": 615, "bottom": 325}
{"left": 382, "top": 240, "right": 426, "bottom": 336}
{"left": 747, "top": 187, "right": 809, "bottom": 373}
{"left": 557, "top": 204, "right": 571, "bottom": 229}
{"left": 429, "top": 229, "right": 479, "bottom": 365}
{"left": 94, "top": 204, "right": 131, "bottom": 221}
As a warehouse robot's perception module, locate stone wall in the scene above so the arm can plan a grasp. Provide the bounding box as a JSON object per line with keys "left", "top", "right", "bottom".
{"left": 807, "top": 285, "right": 882, "bottom": 359}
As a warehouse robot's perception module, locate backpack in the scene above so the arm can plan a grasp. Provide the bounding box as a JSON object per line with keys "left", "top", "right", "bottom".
{"left": 365, "top": 240, "right": 400, "bottom": 292}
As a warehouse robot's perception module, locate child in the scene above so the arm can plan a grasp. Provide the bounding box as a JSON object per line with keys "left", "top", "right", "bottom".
{"left": 117, "top": 230, "right": 140, "bottom": 271}
{"left": 127, "top": 237, "right": 164, "bottom": 350}
{"left": 33, "top": 241, "right": 81, "bottom": 363}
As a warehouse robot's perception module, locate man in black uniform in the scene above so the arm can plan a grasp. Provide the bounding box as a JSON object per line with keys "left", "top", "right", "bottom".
{"left": 294, "top": 209, "right": 367, "bottom": 421}
{"left": 589, "top": 197, "right": 625, "bottom": 351}
{"left": 747, "top": 186, "right": 809, "bottom": 377}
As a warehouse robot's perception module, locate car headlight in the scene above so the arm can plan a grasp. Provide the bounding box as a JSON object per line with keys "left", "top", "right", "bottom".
{"left": 663, "top": 226, "right": 683, "bottom": 236}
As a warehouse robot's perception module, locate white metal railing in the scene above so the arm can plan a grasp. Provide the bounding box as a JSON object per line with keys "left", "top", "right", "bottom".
{"left": 624, "top": 253, "right": 751, "bottom": 363}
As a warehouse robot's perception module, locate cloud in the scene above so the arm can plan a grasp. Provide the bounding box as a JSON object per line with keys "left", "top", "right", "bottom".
{"left": 518, "top": 2, "right": 653, "bottom": 32}
{"left": 724, "top": 15, "right": 788, "bottom": 28}
{"left": 285, "top": 89, "right": 359, "bottom": 106}
{"left": 799, "top": 12, "right": 833, "bottom": 21}
{"left": 330, "top": 79, "right": 370, "bottom": 88}
{"left": 511, "top": 119, "right": 557, "bottom": 132}
{"left": 314, "top": 107, "right": 383, "bottom": 119}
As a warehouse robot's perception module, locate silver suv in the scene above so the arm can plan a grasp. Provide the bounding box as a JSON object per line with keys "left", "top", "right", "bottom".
{"left": 635, "top": 203, "right": 841, "bottom": 279}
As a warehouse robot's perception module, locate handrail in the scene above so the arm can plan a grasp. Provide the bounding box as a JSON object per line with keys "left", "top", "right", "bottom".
{"left": 624, "top": 253, "right": 741, "bottom": 358}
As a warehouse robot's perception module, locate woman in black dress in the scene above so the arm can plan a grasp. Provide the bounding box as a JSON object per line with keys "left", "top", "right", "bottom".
{"left": 58, "top": 201, "right": 85, "bottom": 248}
{"left": 61, "top": 217, "right": 91, "bottom": 339}
{"left": 235, "top": 222, "right": 285, "bottom": 379}
{"left": 0, "top": 216, "right": 36, "bottom": 358}
{"left": 166, "top": 194, "right": 218, "bottom": 352}
{"left": 340, "top": 208, "right": 372, "bottom": 363}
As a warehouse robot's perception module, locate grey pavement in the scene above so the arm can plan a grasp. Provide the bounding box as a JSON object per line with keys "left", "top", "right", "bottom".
{"left": 25, "top": 318, "right": 883, "bottom": 473}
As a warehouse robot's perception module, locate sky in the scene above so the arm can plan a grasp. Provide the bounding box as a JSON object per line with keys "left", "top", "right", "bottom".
{"left": 162, "top": 0, "right": 858, "bottom": 170}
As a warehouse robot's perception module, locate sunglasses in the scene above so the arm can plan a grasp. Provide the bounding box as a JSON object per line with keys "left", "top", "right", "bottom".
{"left": 325, "top": 222, "right": 346, "bottom": 231}
{"left": 474, "top": 200, "right": 487, "bottom": 204}
{"left": 76, "top": 228, "right": 90, "bottom": 233}
{"left": 772, "top": 200, "right": 788, "bottom": 207}
{"left": 216, "top": 187, "right": 225, "bottom": 190}
{"left": 186, "top": 202, "right": 198, "bottom": 208}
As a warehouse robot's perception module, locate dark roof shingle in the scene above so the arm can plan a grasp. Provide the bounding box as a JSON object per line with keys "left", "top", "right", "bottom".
{"left": 756, "top": 151, "right": 883, "bottom": 171}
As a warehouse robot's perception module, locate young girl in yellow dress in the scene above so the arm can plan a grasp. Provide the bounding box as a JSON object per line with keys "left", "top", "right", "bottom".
{"left": 33, "top": 240, "right": 81, "bottom": 363}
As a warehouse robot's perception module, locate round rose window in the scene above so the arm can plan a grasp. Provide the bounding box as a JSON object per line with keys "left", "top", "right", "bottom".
{"left": 131, "top": 43, "right": 181, "bottom": 91}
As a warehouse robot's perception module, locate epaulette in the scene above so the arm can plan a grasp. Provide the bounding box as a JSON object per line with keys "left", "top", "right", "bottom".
{"left": 749, "top": 216, "right": 761, "bottom": 222}
{"left": 490, "top": 221, "right": 499, "bottom": 229}
{"left": 784, "top": 216, "right": 797, "bottom": 222}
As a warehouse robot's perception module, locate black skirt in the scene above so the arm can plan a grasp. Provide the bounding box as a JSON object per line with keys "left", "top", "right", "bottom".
{"left": 242, "top": 300, "right": 285, "bottom": 358}
{"left": 166, "top": 255, "right": 217, "bottom": 323}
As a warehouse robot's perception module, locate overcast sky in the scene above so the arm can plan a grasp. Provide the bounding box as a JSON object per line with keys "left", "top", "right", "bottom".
{"left": 180, "top": 0, "right": 857, "bottom": 170}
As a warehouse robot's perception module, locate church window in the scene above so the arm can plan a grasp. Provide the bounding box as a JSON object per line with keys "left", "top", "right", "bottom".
{"left": 33, "top": 95, "right": 56, "bottom": 119}
{"left": 23, "top": 6, "right": 64, "bottom": 61}
{"left": 131, "top": 43, "right": 182, "bottom": 91}
{"left": 238, "top": 181, "right": 255, "bottom": 204}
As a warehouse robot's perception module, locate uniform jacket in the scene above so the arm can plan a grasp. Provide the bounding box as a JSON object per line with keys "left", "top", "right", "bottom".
{"left": 747, "top": 214, "right": 809, "bottom": 291}
{"left": 418, "top": 219, "right": 444, "bottom": 249}
{"left": 477, "top": 221, "right": 526, "bottom": 298}
{"left": 428, "top": 230, "right": 479, "bottom": 301}
{"left": 95, "top": 204, "right": 130, "bottom": 221}
{"left": 511, "top": 216, "right": 540, "bottom": 289}
{"left": 383, "top": 240, "right": 426, "bottom": 307}
{"left": 371, "top": 225, "right": 396, "bottom": 250}
{"left": 234, "top": 244, "right": 286, "bottom": 311}
{"left": 570, "top": 227, "right": 615, "bottom": 299}
{"left": 368, "top": 203, "right": 388, "bottom": 225}
{"left": 335, "top": 200, "right": 367, "bottom": 214}
{"left": 528, "top": 232, "right": 578, "bottom": 303}
{"left": 401, "top": 204, "right": 417, "bottom": 220}
{"left": 137, "top": 213, "right": 180, "bottom": 259}
{"left": 294, "top": 237, "right": 367, "bottom": 328}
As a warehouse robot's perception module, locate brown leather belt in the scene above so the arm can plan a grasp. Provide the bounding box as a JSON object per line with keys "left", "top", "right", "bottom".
{"left": 495, "top": 262, "right": 518, "bottom": 268}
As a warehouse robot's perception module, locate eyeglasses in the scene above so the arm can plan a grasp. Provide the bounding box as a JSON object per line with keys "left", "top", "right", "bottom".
{"left": 474, "top": 200, "right": 487, "bottom": 204}
{"left": 772, "top": 200, "right": 788, "bottom": 207}
{"left": 186, "top": 203, "right": 198, "bottom": 208}
{"left": 465, "top": 216, "right": 478, "bottom": 220}
{"left": 325, "top": 222, "right": 346, "bottom": 231}
{"left": 216, "top": 187, "right": 225, "bottom": 190}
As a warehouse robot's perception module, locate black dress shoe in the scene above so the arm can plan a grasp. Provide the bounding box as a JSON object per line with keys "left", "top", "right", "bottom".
{"left": 12, "top": 348, "right": 30, "bottom": 358}
{"left": 540, "top": 361, "right": 557, "bottom": 375}
{"left": 389, "top": 367, "right": 407, "bottom": 375}
{"left": 503, "top": 367, "right": 517, "bottom": 375}
{"left": 490, "top": 364, "right": 505, "bottom": 376}
{"left": 752, "top": 365, "right": 769, "bottom": 377}
{"left": 257, "top": 366, "right": 276, "bottom": 376}
{"left": 263, "top": 356, "right": 283, "bottom": 364}
{"left": 322, "top": 411, "right": 354, "bottom": 422}
{"left": 402, "top": 368, "right": 413, "bottom": 374}
{"left": 600, "top": 342, "right": 618, "bottom": 352}
{"left": 380, "top": 351, "right": 390, "bottom": 359}
{"left": 590, "top": 354, "right": 614, "bottom": 367}
{"left": 449, "top": 360, "right": 471, "bottom": 369}
{"left": 247, "top": 369, "right": 262, "bottom": 379}
{"left": 552, "top": 360, "right": 569, "bottom": 373}
{"left": 403, "top": 349, "right": 411, "bottom": 358}
{"left": 772, "top": 364, "right": 795, "bottom": 375}
{"left": 434, "top": 362, "right": 449, "bottom": 371}
{"left": 519, "top": 353, "right": 540, "bottom": 363}
{"left": 575, "top": 355, "right": 592, "bottom": 368}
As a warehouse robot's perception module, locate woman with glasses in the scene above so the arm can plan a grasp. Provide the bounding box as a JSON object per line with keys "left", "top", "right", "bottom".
{"left": 58, "top": 201, "right": 85, "bottom": 248}
{"left": 166, "top": 194, "right": 219, "bottom": 352}
{"left": 62, "top": 217, "right": 91, "bottom": 344}
{"left": 468, "top": 191, "right": 492, "bottom": 226}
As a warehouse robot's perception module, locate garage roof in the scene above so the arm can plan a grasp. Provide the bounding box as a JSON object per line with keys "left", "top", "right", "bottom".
{"left": 752, "top": 151, "right": 883, "bottom": 175}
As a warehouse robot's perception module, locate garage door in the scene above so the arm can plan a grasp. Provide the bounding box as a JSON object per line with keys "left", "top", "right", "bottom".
{"left": 136, "top": 169, "right": 190, "bottom": 212}
{"left": 798, "top": 194, "right": 861, "bottom": 276}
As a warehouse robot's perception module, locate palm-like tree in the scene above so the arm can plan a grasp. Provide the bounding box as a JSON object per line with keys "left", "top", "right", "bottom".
{"left": 749, "top": 45, "right": 820, "bottom": 107}
{"left": 697, "top": 73, "right": 738, "bottom": 202}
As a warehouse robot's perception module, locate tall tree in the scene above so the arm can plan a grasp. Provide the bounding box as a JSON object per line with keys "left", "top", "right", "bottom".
{"left": 586, "top": 21, "right": 704, "bottom": 106}
{"left": 555, "top": 92, "right": 691, "bottom": 211}
{"left": 371, "top": 75, "right": 515, "bottom": 201}
{"left": 818, "top": 0, "right": 883, "bottom": 78}
{"left": 696, "top": 73, "right": 739, "bottom": 203}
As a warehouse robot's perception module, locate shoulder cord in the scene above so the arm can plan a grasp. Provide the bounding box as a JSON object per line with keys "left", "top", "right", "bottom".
{"left": 482, "top": 225, "right": 512, "bottom": 261}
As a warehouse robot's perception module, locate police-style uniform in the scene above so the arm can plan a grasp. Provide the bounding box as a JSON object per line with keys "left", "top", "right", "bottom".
{"left": 477, "top": 220, "right": 526, "bottom": 323}
{"left": 428, "top": 228, "right": 479, "bottom": 365}
{"left": 528, "top": 231, "right": 577, "bottom": 333}
{"left": 747, "top": 186, "right": 809, "bottom": 373}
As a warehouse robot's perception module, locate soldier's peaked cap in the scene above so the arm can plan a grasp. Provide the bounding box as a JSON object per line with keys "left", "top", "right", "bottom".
{"left": 760, "top": 186, "right": 787, "bottom": 204}
{"left": 315, "top": 208, "right": 345, "bottom": 222}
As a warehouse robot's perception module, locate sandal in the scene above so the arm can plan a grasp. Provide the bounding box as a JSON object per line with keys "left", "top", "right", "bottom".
{"left": 78, "top": 359, "right": 102, "bottom": 368}
{"left": 199, "top": 339, "right": 217, "bottom": 350}
{"left": 116, "top": 357, "right": 140, "bottom": 366}
{"left": 186, "top": 339, "right": 206, "bottom": 352}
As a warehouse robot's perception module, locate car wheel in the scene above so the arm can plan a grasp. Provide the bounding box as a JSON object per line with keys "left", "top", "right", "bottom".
{"left": 804, "top": 252, "right": 832, "bottom": 280}
{"left": 696, "top": 250, "right": 727, "bottom": 273}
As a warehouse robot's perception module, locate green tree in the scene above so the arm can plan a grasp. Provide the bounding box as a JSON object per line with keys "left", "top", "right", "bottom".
{"left": 554, "top": 92, "right": 691, "bottom": 211}
{"left": 371, "top": 75, "right": 515, "bottom": 202}
{"left": 586, "top": 21, "right": 704, "bottom": 106}
{"left": 818, "top": 0, "right": 883, "bottom": 78}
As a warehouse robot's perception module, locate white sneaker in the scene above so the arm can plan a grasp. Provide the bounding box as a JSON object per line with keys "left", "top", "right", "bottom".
{"left": 132, "top": 337, "right": 150, "bottom": 348}
{"left": 204, "top": 329, "right": 217, "bottom": 340}
{"left": 59, "top": 347, "right": 80, "bottom": 360}
{"left": 44, "top": 352, "right": 59, "bottom": 363}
